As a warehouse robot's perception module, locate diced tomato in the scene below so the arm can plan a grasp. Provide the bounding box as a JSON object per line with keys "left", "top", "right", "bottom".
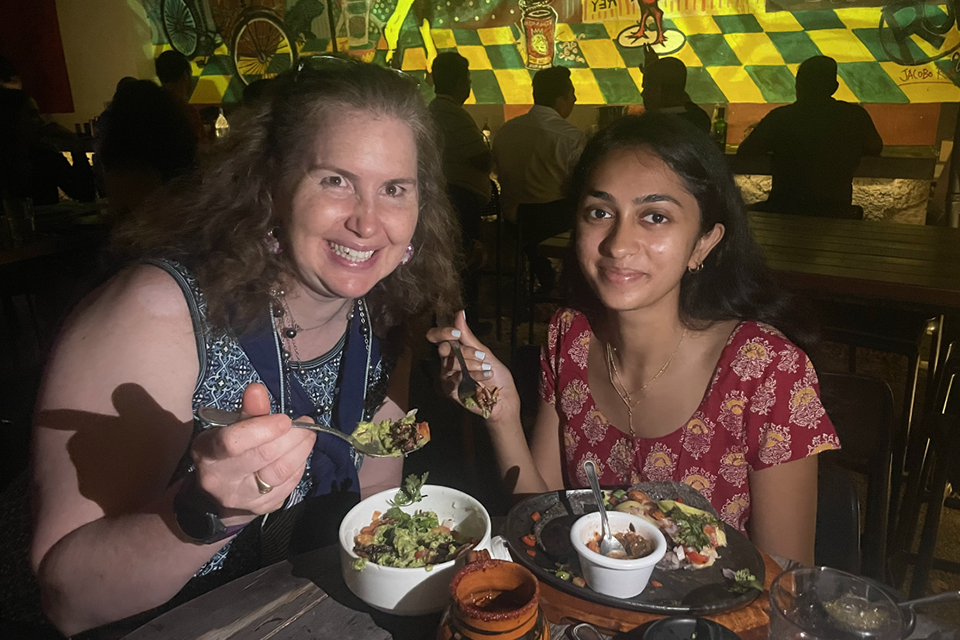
{"left": 526, "top": 549, "right": 537, "bottom": 557}
{"left": 677, "top": 498, "right": 684, "bottom": 504}
{"left": 685, "top": 548, "right": 710, "bottom": 565}
{"left": 415, "top": 549, "right": 431, "bottom": 560}
{"left": 522, "top": 534, "right": 537, "bottom": 547}
{"left": 417, "top": 422, "right": 431, "bottom": 443}
{"left": 704, "top": 524, "right": 718, "bottom": 546}
{"left": 356, "top": 533, "right": 375, "bottom": 545}
{"left": 531, "top": 511, "right": 541, "bottom": 522}
{"left": 651, "top": 581, "right": 663, "bottom": 588}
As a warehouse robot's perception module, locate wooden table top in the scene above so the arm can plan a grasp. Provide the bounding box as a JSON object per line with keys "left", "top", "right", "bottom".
{"left": 539, "top": 213, "right": 960, "bottom": 312}
{"left": 120, "top": 545, "right": 781, "bottom": 640}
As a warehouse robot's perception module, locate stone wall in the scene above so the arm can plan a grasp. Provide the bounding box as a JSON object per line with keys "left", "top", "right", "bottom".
{"left": 735, "top": 176, "right": 929, "bottom": 225}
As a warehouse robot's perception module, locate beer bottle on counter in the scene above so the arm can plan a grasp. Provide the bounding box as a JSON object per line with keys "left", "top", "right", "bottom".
{"left": 711, "top": 104, "right": 728, "bottom": 152}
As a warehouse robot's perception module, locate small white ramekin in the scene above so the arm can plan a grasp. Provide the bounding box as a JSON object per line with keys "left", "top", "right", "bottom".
{"left": 569, "top": 511, "right": 667, "bottom": 599}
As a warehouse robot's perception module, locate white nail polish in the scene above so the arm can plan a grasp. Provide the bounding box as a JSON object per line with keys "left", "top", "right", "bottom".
{"left": 475, "top": 351, "right": 486, "bottom": 360}
{"left": 482, "top": 363, "right": 492, "bottom": 371}
{"left": 451, "top": 329, "right": 461, "bottom": 338}
{"left": 483, "top": 371, "right": 492, "bottom": 378}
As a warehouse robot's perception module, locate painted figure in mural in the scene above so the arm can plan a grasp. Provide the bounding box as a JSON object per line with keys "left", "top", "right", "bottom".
{"left": 641, "top": 57, "right": 711, "bottom": 134}
{"left": 23, "top": 61, "right": 461, "bottom": 637}
{"left": 384, "top": 0, "right": 436, "bottom": 68}
{"left": 493, "top": 66, "right": 586, "bottom": 295}
{"left": 432, "top": 113, "right": 839, "bottom": 567}
{"left": 429, "top": 52, "right": 493, "bottom": 326}
{"left": 738, "top": 56, "right": 883, "bottom": 219}
{"left": 630, "top": 0, "right": 666, "bottom": 46}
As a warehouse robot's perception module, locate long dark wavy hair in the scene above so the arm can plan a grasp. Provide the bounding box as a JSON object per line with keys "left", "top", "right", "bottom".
{"left": 113, "top": 60, "right": 463, "bottom": 340}
{"left": 563, "top": 113, "right": 814, "bottom": 347}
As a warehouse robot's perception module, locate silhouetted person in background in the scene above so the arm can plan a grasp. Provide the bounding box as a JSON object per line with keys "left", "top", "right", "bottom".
{"left": 0, "top": 54, "right": 23, "bottom": 90}
{"left": 0, "top": 88, "right": 95, "bottom": 205}
{"left": 99, "top": 80, "right": 197, "bottom": 218}
{"left": 429, "top": 51, "right": 492, "bottom": 327}
{"left": 494, "top": 66, "right": 586, "bottom": 294}
{"left": 155, "top": 50, "right": 203, "bottom": 142}
{"left": 429, "top": 52, "right": 492, "bottom": 246}
{"left": 242, "top": 78, "right": 276, "bottom": 108}
{"left": 738, "top": 55, "right": 883, "bottom": 219}
{"left": 641, "top": 57, "right": 710, "bottom": 133}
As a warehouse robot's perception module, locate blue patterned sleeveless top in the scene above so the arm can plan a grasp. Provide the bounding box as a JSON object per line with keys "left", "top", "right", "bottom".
{"left": 149, "top": 259, "right": 392, "bottom": 588}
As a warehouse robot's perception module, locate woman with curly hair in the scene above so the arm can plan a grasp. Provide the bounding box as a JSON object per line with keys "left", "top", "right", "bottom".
{"left": 430, "top": 114, "right": 839, "bottom": 566}
{"left": 28, "top": 60, "right": 461, "bottom": 636}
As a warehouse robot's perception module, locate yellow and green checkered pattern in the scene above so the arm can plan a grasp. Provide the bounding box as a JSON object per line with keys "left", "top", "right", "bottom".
{"left": 174, "top": 5, "right": 960, "bottom": 105}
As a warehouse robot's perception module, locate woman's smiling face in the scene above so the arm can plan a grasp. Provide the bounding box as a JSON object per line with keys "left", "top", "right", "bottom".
{"left": 576, "top": 146, "right": 723, "bottom": 314}
{"left": 282, "top": 108, "right": 419, "bottom": 303}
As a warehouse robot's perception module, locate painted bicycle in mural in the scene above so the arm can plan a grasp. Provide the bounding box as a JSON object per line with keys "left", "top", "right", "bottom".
{"left": 160, "top": 0, "right": 303, "bottom": 84}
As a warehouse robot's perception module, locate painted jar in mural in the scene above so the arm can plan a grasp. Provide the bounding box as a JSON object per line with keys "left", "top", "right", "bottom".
{"left": 344, "top": 0, "right": 372, "bottom": 48}
{"left": 521, "top": 0, "right": 558, "bottom": 70}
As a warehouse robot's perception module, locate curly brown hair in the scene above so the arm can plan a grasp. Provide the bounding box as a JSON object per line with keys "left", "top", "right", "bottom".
{"left": 113, "top": 60, "right": 463, "bottom": 339}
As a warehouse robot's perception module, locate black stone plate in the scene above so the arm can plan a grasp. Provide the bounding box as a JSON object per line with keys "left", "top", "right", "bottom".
{"left": 504, "top": 481, "right": 764, "bottom": 616}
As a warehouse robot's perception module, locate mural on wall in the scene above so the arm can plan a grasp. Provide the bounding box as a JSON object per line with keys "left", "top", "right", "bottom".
{"left": 141, "top": 0, "right": 960, "bottom": 104}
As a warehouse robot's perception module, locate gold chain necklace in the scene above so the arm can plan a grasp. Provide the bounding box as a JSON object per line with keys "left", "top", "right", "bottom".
{"left": 605, "top": 328, "right": 687, "bottom": 437}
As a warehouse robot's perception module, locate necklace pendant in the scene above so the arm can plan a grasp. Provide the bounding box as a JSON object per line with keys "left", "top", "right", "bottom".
{"left": 283, "top": 327, "right": 297, "bottom": 339}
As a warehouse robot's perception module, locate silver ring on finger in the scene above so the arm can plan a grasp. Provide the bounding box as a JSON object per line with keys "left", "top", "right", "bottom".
{"left": 253, "top": 470, "right": 273, "bottom": 495}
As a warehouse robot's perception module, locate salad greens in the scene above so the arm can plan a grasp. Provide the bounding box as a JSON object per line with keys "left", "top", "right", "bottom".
{"left": 351, "top": 409, "right": 430, "bottom": 456}
{"left": 352, "top": 505, "right": 473, "bottom": 568}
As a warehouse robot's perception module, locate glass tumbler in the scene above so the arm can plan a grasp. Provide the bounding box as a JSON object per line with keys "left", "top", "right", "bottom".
{"left": 769, "top": 567, "right": 903, "bottom": 640}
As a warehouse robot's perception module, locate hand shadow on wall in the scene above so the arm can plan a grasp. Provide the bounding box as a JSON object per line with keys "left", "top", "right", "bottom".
{"left": 36, "top": 383, "right": 193, "bottom": 518}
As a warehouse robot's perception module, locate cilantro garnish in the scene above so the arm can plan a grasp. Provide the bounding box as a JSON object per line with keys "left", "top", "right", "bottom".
{"left": 389, "top": 472, "right": 429, "bottom": 507}
{"left": 722, "top": 567, "right": 763, "bottom": 593}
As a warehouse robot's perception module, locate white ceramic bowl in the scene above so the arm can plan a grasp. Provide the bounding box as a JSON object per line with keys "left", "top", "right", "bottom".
{"left": 338, "top": 485, "right": 491, "bottom": 616}
{"left": 569, "top": 511, "right": 667, "bottom": 599}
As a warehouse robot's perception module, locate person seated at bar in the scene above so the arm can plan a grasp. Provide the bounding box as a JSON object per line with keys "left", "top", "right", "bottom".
{"left": 99, "top": 79, "right": 198, "bottom": 219}
{"left": 0, "top": 54, "right": 23, "bottom": 90}
{"left": 0, "top": 87, "right": 95, "bottom": 205}
{"left": 26, "top": 61, "right": 461, "bottom": 637}
{"left": 431, "top": 114, "right": 840, "bottom": 565}
{"left": 155, "top": 50, "right": 204, "bottom": 143}
{"left": 641, "top": 57, "right": 710, "bottom": 134}
{"left": 428, "top": 52, "right": 492, "bottom": 326}
{"left": 494, "top": 66, "right": 587, "bottom": 295}
{"left": 737, "top": 55, "right": 883, "bottom": 219}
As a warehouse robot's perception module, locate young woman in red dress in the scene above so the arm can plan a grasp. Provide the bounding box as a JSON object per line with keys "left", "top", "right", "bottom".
{"left": 430, "top": 114, "right": 839, "bottom": 564}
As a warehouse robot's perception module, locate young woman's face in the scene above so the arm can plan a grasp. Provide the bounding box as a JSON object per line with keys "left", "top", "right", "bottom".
{"left": 576, "top": 147, "right": 723, "bottom": 314}
{"left": 283, "top": 108, "right": 419, "bottom": 303}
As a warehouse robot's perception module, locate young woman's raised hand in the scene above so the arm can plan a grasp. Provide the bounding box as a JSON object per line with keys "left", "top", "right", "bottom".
{"left": 426, "top": 311, "right": 518, "bottom": 422}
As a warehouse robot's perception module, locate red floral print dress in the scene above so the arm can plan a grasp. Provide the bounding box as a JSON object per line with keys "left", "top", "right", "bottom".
{"left": 540, "top": 308, "right": 840, "bottom": 535}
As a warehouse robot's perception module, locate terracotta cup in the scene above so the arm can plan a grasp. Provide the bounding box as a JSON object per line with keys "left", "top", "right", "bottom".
{"left": 438, "top": 559, "right": 549, "bottom": 640}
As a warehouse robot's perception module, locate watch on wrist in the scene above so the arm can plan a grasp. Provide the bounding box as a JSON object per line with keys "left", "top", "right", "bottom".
{"left": 173, "top": 472, "right": 247, "bottom": 545}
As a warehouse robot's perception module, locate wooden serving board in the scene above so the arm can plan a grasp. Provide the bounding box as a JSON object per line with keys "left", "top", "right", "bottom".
{"left": 536, "top": 552, "right": 783, "bottom": 639}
